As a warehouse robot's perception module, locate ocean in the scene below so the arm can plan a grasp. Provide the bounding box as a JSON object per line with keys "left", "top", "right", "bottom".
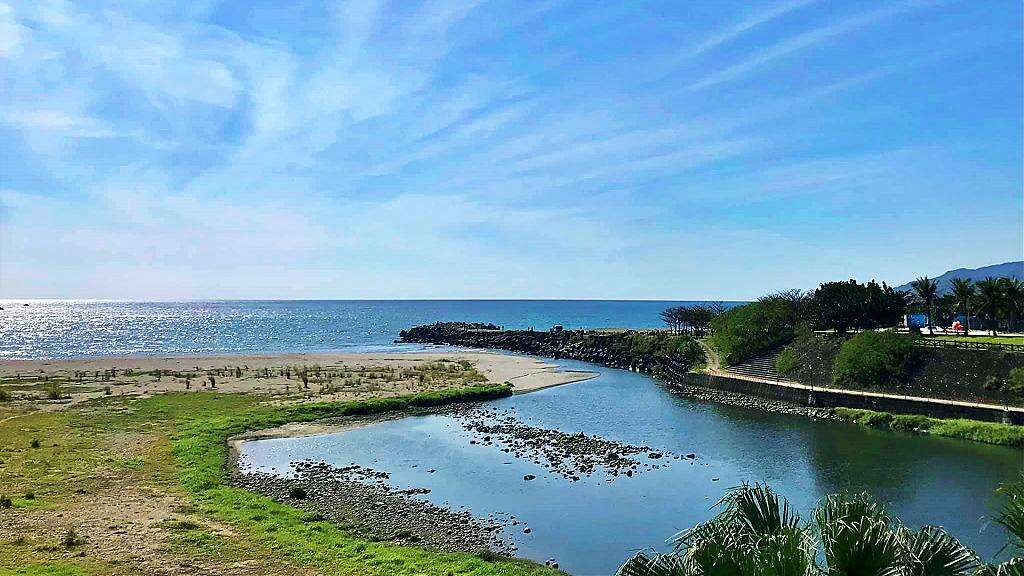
{"left": 0, "top": 299, "right": 737, "bottom": 360}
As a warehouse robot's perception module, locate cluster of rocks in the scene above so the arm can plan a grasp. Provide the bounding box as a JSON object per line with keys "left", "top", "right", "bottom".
{"left": 454, "top": 406, "right": 693, "bottom": 481}
{"left": 233, "top": 463, "right": 521, "bottom": 555}
{"left": 293, "top": 460, "right": 391, "bottom": 484}
{"left": 667, "top": 383, "right": 840, "bottom": 420}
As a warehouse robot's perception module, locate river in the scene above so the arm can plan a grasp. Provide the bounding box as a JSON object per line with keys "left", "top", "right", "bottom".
{"left": 237, "top": 357, "right": 1023, "bottom": 575}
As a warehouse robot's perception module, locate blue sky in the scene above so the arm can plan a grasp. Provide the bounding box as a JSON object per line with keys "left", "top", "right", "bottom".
{"left": 0, "top": 0, "right": 1021, "bottom": 300}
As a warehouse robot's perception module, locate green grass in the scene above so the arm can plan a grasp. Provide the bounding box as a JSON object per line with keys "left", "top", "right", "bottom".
{"left": 834, "top": 408, "right": 1024, "bottom": 446}
{"left": 933, "top": 335, "right": 1024, "bottom": 346}
{"left": 164, "top": 384, "right": 558, "bottom": 575}
{"left": 1, "top": 384, "right": 561, "bottom": 575}
{"left": 0, "top": 564, "right": 90, "bottom": 576}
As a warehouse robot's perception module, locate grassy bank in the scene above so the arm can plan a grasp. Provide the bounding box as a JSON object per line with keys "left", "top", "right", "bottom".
{"left": 833, "top": 407, "right": 1024, "bottom": 446}
{"left": 1, "top": 384, "right": 561, "bottom": 576}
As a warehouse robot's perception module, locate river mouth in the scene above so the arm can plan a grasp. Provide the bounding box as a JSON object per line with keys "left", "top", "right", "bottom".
{"left": 235, "top": 357, "right": 1022, "bottom": 575}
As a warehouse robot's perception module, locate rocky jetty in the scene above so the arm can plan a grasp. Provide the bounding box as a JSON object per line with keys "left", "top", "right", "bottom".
{"left": 399, "top": 322, "right": 704, "bottom": 374}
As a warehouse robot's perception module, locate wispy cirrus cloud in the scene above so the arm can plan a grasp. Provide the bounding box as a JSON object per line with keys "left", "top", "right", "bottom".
{"left": 686, "top": 0, "right": 947, "bottom": 91}
{"left": 0, "top": 0, "right": 1019, "bottom": 299}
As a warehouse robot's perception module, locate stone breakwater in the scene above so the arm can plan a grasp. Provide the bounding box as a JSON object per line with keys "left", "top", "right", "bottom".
{"left": 398, "top": 322, "right": 703, "bottom": 374}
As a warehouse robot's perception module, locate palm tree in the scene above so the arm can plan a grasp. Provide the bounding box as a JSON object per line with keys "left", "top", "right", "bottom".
{"left": 999, "top": 278, "right": 1024, "bottom": 333}
{"left": 911, "top": 277, "right": 940, "bottom": 335}
{"left": 976, "top": 277, "right": 1004, "bottom": 336}
{"left": 616, "top": 484, "right": 983, "bottom": 576}
{"left": 949, "top": 278, "right": 974, "bottom": 335}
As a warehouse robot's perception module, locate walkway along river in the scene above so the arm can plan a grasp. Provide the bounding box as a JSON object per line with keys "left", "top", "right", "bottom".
{"left": 236, "top": 357, "right": 1023, "bottom": 575}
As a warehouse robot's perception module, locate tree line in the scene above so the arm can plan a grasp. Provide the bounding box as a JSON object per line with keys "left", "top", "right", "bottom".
{"left": 659, "top": 303, "right": 726, "bottom": 337}
{"left": 667, "top": 275, "right": 1024, "bottom": 338}
{"left": 913, "top": 275, "right": 1024, "bottom": 336}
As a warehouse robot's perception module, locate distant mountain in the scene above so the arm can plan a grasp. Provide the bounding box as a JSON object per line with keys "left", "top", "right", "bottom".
{"left": 896, "top": 261, "right": 1024, "bottom": 294}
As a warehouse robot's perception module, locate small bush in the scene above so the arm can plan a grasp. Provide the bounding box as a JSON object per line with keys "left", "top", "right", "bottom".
{"left": 288, "top": 485, "right": 307, "bottom": 500}
{"left": 775, "top": 347, "right": 799, "bottom": 375}
{"left": 0, "top": 495, "right": 11, "bottom": 508}
{"left": 43, "top": 381, "right": 64, "bottom": 400}
{"left": 890, "top": 414, "right": 933, "bottom": 431}
{"left": 24, "top": 491, "right": 35, "bottom": 500}
{"left": 1008, "top": 367, "right": 1024, "bottom": 396}
{"left": 832, "top": 331, "right": 919, "bottom": 388}
{"left": 0, "top": 389, "right": 11, "bottom": 402}
{"left": 63, "top": 527, "right": 84, "bottom": 548}
{"left": 30, "top": 439, "right": 40, "bottom": 449}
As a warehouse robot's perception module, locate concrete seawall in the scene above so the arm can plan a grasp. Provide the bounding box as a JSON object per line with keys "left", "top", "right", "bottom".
{"left": 674, "top": 372, "right": 1024, "bottom": 425}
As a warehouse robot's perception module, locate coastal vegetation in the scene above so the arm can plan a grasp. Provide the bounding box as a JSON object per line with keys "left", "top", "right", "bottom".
{"left": 617, "top": 481, "right": 1024, "bottom": 575}
{"left": 833, "top": 408, "right": 1024, "bottom": 446}
{"left": 707, "top": 297, "right": 796, "bottom": 366}
{"left": 0, "top": 361, "right": 561, "bottom": 576}
{"left": 913, "top": 276, "right": 1024, "bottom": 335}
{"left": 706, "top": 280, "right": 910, "bottom": 367}
{"left": 659, "top": 304, "right": 723, "bottom": 338}
{"left": 832, "top": 331, "right": 920, "bottom": 388}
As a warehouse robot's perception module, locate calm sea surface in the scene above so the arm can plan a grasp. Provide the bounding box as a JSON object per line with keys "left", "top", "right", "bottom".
{"left": 0, "top": 299, "right": 735, "bottom": 360}
{"left": 239, "top": 358, "right": 1024, "bottom": 575}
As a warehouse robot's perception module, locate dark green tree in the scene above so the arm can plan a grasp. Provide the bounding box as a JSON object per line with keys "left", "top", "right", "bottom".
{"left": 976, "top": 277, "right": 1004, "bottom": 336}
{"left": 950, "top": 278, "right": 974, "bottom": 335}
{"left": 910, "top": 276, "right": 939, "bottom": 335}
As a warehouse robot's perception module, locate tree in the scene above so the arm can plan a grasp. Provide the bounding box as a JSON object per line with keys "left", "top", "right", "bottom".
{"left": 810, "top": 280, "right": 908, "bottom": 334}
{"left": 976, "top": 277, "right": 1004, "bottom": 336}
{"left": 661, "top": 305, "right": 720, "bottom": 337}
{"left": 999, "top": 277, "right": 1024, "bottom": 333}
{"left": 812, "top": 280, "right": 866, "bottom": 334}
{"left": 660, "top": 307, "right": 684, "bottom": 333}
{"left": 950, "top": 278, "right": 974, "bottom": 335}
{"left": 910, "top": 276, "right": 939, "bottom": 335}
{"left": 759, "top": 289, "right": 811, "bottom": 323}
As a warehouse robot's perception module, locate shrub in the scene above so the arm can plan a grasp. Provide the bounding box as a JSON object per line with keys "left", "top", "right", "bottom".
{"left": 709, "top": 300, "right": 795, "bottom": 365}
{"left": 24, "top": 491, "right": 35, "bottom": 500}
{"left": 43, "top": 381, "right": 64, "bottom": 400}
{"left": 288, "top": 485, "right": 307, "bottom": 500}
{"left": 0, "top": 495, "right": 11, "bottom": 508}
{"left": 0, "top": 388, "right": 10, "bottom": 402}
{"left": 1008, "top": 367, "right": 1024, "bottom": 396}
{"left": 63, "top": 527, "right": 84, "bottom": 548}
{"left": 775, "top": 347, "right": 799, "bottom": 375}
{"left": 832, "top": 331, "right": 919, "bottom": 389}
{"left": 30, "top": 439, "right": 40, "bottom": 448}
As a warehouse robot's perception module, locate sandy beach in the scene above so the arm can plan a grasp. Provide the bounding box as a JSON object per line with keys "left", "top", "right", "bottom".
{"left": 0, "top": 350, "right": 597, "bottom": 407}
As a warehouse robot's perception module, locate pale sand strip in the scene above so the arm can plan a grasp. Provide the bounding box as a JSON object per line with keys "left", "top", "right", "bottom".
{"left": 0, "top": 350, "right": 597, "bottom": 396}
